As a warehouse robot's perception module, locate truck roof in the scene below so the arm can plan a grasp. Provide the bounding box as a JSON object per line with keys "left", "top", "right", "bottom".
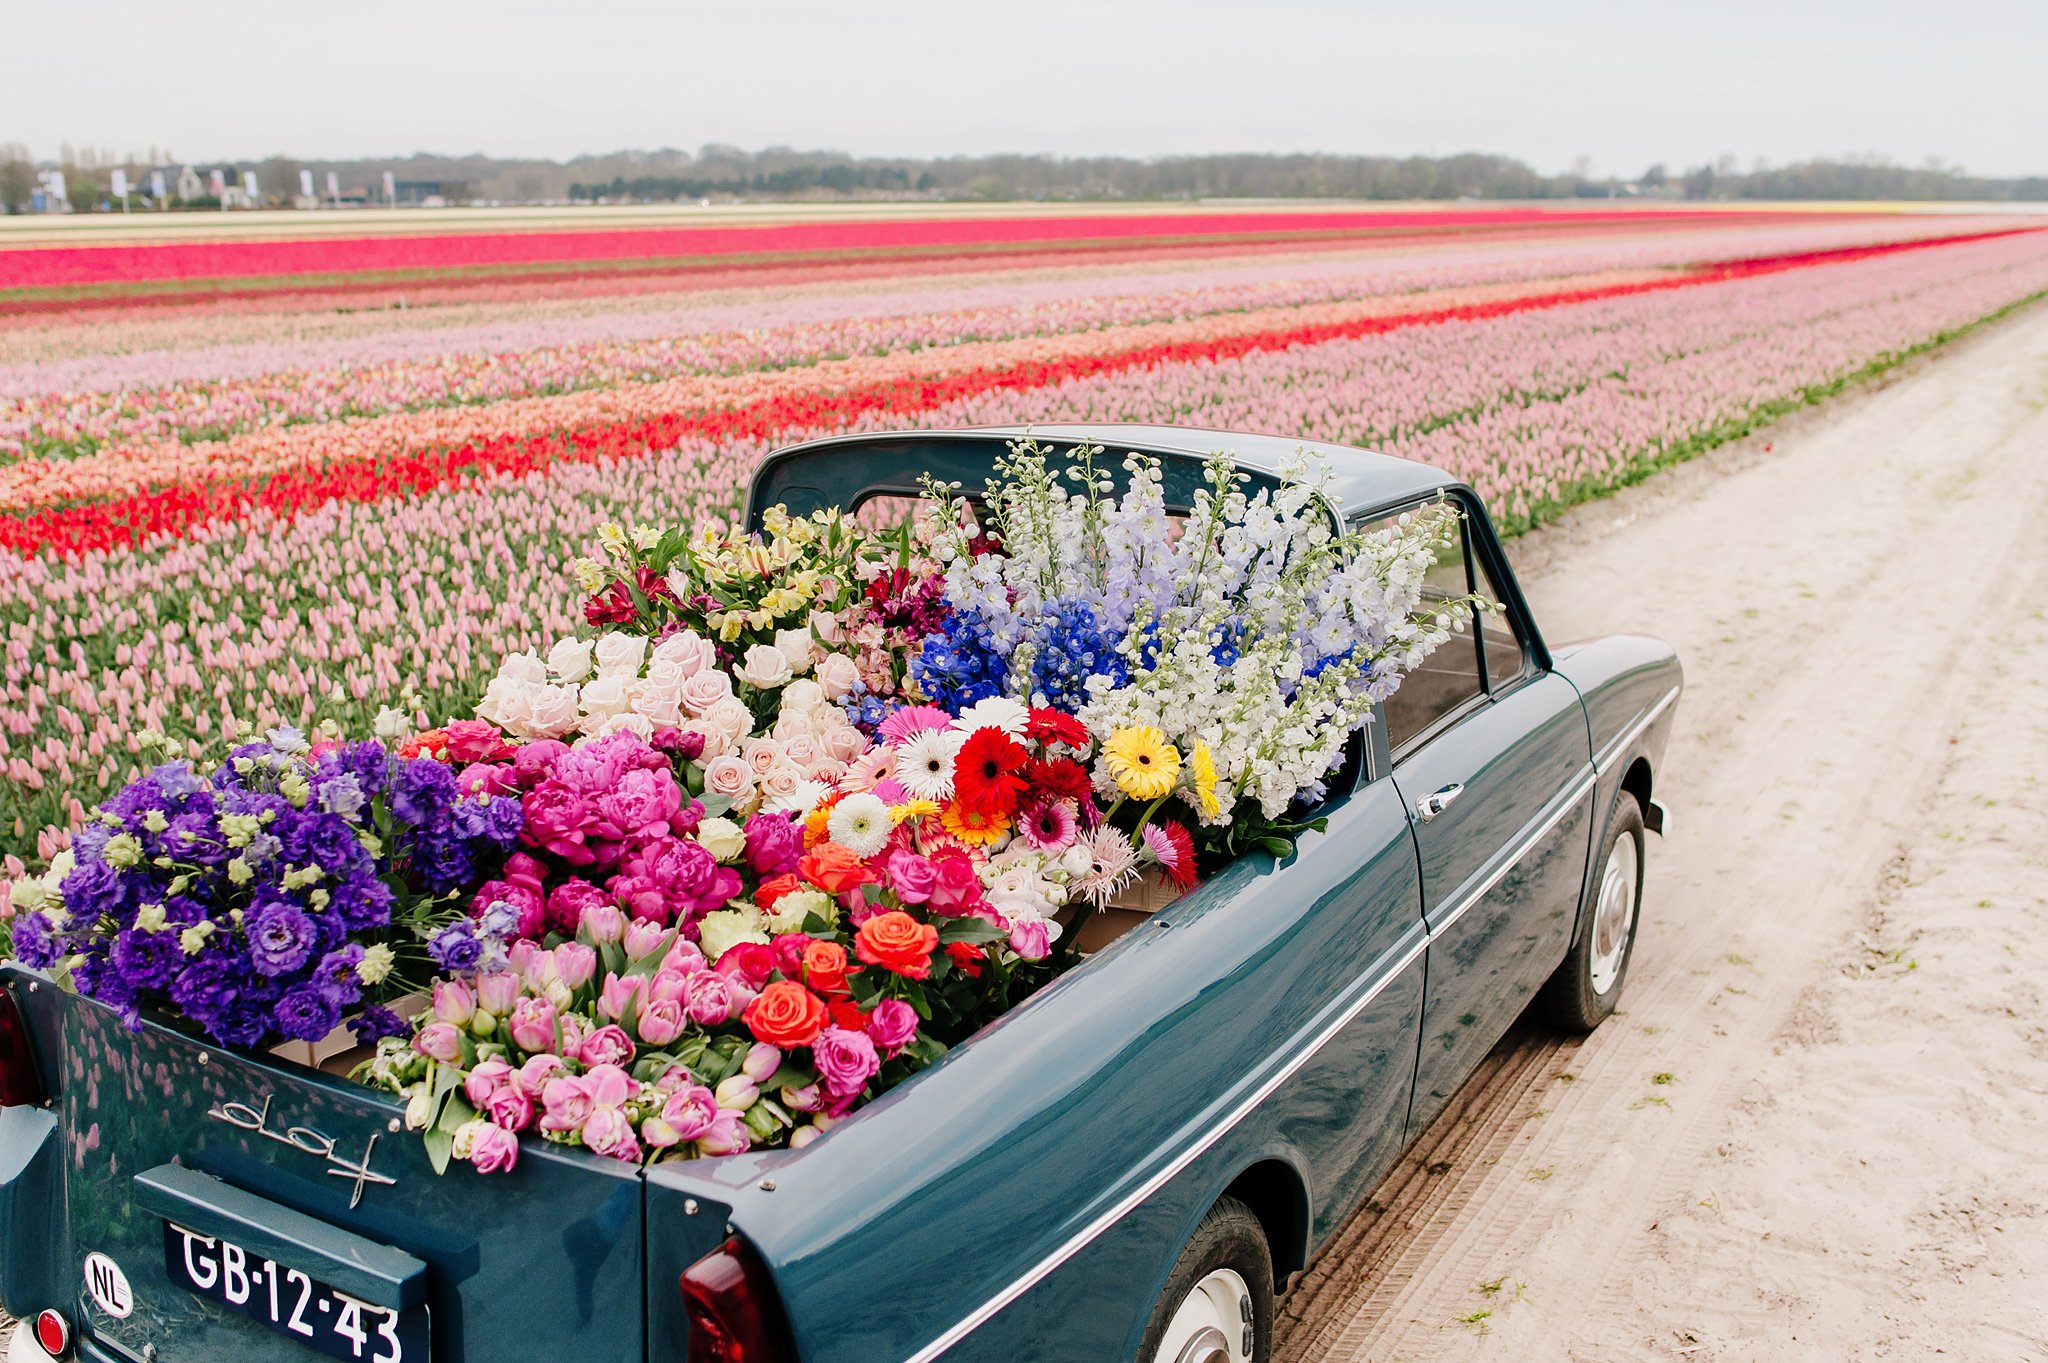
{"left": 752, "top": 426, "right": 1456, "bottom": 525}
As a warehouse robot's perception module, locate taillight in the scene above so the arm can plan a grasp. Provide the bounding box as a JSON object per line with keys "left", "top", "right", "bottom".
{"left": 0, "top": 989, "right": 43, "bottom": 1107}
{"left": 679, "top": 1235, "right": 789, "bottom": 1363}
{"left": 33, "top": 1308, "right": 71, "bottom": 1357}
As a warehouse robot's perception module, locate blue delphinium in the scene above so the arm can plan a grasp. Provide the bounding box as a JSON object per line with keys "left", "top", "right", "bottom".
{"left": 908, "top": 607, "right": 1009, "bottom": 710}
{"left": 1022, "top": 598, "right": 1129, "bottom": 712}
{"left": 9, "top": 736, "right": 522, "bottom": 1051}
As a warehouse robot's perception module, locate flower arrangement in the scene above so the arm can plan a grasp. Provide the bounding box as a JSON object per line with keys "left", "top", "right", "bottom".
{"left": 5, "top": 726, "right": 521, "bottom": 1050}
{"left": 7, "top": 435, "right": 1479, "bottom": 1177}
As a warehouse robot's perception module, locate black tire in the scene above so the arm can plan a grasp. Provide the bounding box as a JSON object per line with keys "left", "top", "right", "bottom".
{"left": 1541, "top": 795, "right": 1646, "bottom": 1032}
{"left": 1134, "top": 1197, "right": 1274, "bottom": 1363}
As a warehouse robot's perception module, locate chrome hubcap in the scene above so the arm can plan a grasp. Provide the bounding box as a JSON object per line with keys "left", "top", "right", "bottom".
{"left": 1588, "top": 828, "right": 1639, "bottom": 996}
{"left": 1154, "top": 1267, "right": 1254, "bottom": 1363}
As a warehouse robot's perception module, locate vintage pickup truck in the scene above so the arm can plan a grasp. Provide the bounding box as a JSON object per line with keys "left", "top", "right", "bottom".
{"left": 0, "top": 425, "right": 1679, "bottom": 1363}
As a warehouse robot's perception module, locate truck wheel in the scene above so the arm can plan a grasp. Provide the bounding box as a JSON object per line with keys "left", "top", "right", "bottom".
{"left": 1541, "top": 795, "right": 1645, "bottom": 1032}
{"left": 1138, "top": 1197, "right": 1272, "bottom": 1363}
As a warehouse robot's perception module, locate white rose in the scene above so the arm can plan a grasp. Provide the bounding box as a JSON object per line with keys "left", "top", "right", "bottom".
{"left": 781, "top": 733, "right": 822, "bottom": 776}
{"left": 643, "top": 655, "right": 688, "bottom": 701}
{"left": 770, "top": 708, "right": 812, "bottom": 742}
{"left": 593, "top": 633, "right": 648, "bottom": 678}
{"left": 814, "top": 653, "right": 860, "bottom": 700}
{"left": 734, "top": 644, "right": 794, "bottom": 690}
{"left": 821, "top": 723, "right": 869, "bottom": 765}
{"left": 651, "top": 630, "right": 716, "bottom": 678}
{"left": 683, "top": 719, "right": 735, "bottom": 760}
{"left": 595, "top": 712, "right": 656, "bottom": 741}
{"left": 579, "top": 675, "right": 634, "bottom": 725}
{"left": 757, "top": 763, "right": 805, "bottom": 800}
{"left": 773, "top": 628, "right": 817, "bottom": 675}
{"left": 702, "top": 755, "right": 753, "bottom": 799}
{"left": 628, "top": 679, "right": 683, "bottom": 729}
{"left": 742, "top": 737, "right": 787, "bottom": 776}
{"left": 497, "top": 651, "right": 548, "bottom": 686}
{"left": 545, "top": 638, "right": 593, "bottom": 684}
{"left": 523, "top": 683, "right": 582, "bottom": 740}
{"left": 780, "top": 678, "right": 828, "bottom": 715}
{"left": 810, "top": 759, "right": 849, "bottom": 786}
{"left": 695, "top": 817, "right": 746, "bottom": 862}
{"left": 704, "top": 697, "right": 755, "bottom": 747}
{"left": 678, "top": 669, "right": 733, "bottom": 717}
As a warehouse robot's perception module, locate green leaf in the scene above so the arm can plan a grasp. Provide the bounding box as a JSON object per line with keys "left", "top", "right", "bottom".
{"left": 936, "top": 916, "right": 1005, "bottom": 946}
{"left": 697, "top": 791, "right": 735, "bottom": 819}
{"left": 898, "top": 979, "right": 932, "bottom": 1020}
{"left": 423, "top": 1128, "right": 454, "bottom": 1176}
{"left": 1257, "top": 836, "right": 1296, "bottom": 858}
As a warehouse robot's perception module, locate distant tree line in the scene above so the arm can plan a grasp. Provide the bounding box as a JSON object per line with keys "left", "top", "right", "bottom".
{"left": 5, "top": 142, "right": 2044, "bottom": 212}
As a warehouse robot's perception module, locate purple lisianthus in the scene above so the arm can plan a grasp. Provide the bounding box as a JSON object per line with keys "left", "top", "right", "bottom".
{"left": 11, "top": 912, "right": 62, "bottom": 970}
{"left": 349, "top": 1004, "right": 410, "bottom": 1045}
{"left": 106, "top": 926, "right": 182, "bottom": 991}
{"left": 328, "top": 872, "right": 394, "bottom": 932}
{"left": 428, "top": 919, "right": 485, "bottom": 974}
{"left": 390, "top": 758, "right": 459, "bottom": 830}
{"left": 247, "top": 901, "right": 319, "bottom": 977}
{"left": 311, "top": 945, "right": 367, "bottom": 1008}
{"left": 275, "top": 985, "right": 342, "bottom": 1043}
{"left": 59, "top": 860, "right": 131, "bottom": 918}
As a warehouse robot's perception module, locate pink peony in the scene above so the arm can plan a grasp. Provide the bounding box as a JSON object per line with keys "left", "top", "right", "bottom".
{"left": 511, "top": 739, "right": 571, "bottom": 788}
{"left": 545, "top": 879, "right": 614, "bottom": 937}
{"left": 594, "top": 766, "right": 689, "bottom": 842}
{"left": 520, "top": 780, "right": 603, "bottom": 866}
{"left": 456, "top": 763, "right": 518, "bottom": 797}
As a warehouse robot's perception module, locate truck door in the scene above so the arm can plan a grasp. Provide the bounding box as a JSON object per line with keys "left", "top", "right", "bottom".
{"left": 1381, "top": 509, "right": 1594, "bottom": 1138}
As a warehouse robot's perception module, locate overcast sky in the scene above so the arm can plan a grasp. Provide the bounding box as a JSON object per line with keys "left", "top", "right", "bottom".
{"left": 11, "top": 0, "right": 2046, "bottom": 177}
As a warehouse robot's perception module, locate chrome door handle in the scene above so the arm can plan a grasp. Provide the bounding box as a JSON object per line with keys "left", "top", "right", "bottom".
{"left": 1416, "top": 783, "right": 1465, "bottom": 822}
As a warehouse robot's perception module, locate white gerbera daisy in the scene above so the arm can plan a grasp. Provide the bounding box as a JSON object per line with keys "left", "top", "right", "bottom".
{"left": 896, "top": 728, "right": 963, "bottom": 801}
{"left": 826, "top": 792, "right": 894, "bottom": 858}
{"left": 952, "top": 695, "right": 1030, "bottom": 738}
{"left": 1073, "top": 825, "right": 1140, "bottom": 908}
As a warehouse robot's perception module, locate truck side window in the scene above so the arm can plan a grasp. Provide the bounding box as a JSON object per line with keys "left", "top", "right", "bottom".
{"left": 1383, "top": 515, "right": 1485, "bottom": 752}
{"left": 1476, "top": 551, "right": 1528, "bottom": 693}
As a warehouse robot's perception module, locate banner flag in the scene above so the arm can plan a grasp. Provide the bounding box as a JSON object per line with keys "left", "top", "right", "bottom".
{"left": 152, "top": 171, "right": 166, "bottom": 200}
{"left": 326, "top": 171, "right": 340, "bottom": 198}
{"left": 243, "top": 171, "right": 258, "bottom": 197}
{"left": 110, "top": 169, "right": 129, "bottom": 197}
{"left": 383, "top": 171, "right": 396, "bottom": 201}
{"left": 300, "top": 169, "right": 314, "bottom": 197}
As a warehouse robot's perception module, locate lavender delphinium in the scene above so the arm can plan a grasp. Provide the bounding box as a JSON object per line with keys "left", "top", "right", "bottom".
{"left": 6, "top": 727, "right": 525, "bottom": 1051}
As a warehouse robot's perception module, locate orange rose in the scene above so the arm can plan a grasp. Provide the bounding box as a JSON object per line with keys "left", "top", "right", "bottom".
{"left": 743, "top": 980, "right": 828, "bottom": 1048}
{"left": 802, "top": 843, "right": 878, "bottom": 897}
{"left": 753, "top": 872, "right": 802, "bottom": 912}
{"left": 802, "top": 940, "right": 851, "bottom": 996}
{"left": 854, "top": 911, "right": 939, "bottom": 980}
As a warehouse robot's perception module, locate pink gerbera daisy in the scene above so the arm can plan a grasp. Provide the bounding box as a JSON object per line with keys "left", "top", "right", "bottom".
{"left": 878, "top": 705, "right": 955, "bottom": 745}
{"left": 1019, "top": 799, "right": 1078, "bottom": 852}
{"left": 842, "top": 746, "right": 897, "bottom": 792}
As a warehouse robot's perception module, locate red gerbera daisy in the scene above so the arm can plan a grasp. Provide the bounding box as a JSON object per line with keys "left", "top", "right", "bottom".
{"left": 1026, "top": 755, "right": 1093, "bottom": 806}
{"left": 1143, "top": 819, "right": 1200, "bottom": 889}
{"left": 1026, "top": 708, "right": 1090, "bottom": 750}
{"left": 953, "top": 726, "right": 1030, "bottom": 817}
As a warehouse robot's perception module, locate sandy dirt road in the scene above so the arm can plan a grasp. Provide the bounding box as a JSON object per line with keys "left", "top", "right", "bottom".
{"left": 1276, "top": 300, "right": 2048, "bottom": 1360}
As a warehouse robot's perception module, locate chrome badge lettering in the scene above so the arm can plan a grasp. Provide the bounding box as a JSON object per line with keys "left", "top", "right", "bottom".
{"left": 207, "top": 1095, "right": 397, "bottom": 1209}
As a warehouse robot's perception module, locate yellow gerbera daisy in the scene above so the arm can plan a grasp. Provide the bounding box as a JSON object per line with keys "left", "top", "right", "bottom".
{"left": 1104, "top": 726, "right": 1181, "bottom": 801}
{"left": 939, "top": 802, "right": 1012, "bottom": 847}
{"left": 891, "top": 798, "right": 941, "bottom": 825}
{"left": 1189, "top": 739, "right": 1221, "bottom": 819}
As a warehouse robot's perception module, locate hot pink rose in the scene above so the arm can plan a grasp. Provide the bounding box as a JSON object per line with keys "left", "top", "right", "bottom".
{"left": 1009, "top": 917, "right": 1051, "bottom": 962}
{"left": 469, "top": 1122, "right": 520, "bottom": 1174}
{"left": 927, "top": 853, "right": 984, "bottom": 913}
{"left": 579, "top": 1024, "right": 636, "bottom": 1069}
{"left": 867, "top": 998, "right": 919, "bottom": 1056}
{"left": 811, "top": 1025, "right": 881, "bottom": 1099}
{"left": 883, "top": 850, "right": 937, "bottom": 904}
{"left": 715, "top": 941, "right": 776, "bottom": 989}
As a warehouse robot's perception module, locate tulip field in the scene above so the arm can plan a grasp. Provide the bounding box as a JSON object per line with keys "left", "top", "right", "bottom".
{"left": 3, "top": 203, "right": 2047, "bottom": 862}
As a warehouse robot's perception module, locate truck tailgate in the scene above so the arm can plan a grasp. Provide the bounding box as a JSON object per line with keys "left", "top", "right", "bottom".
{"left": 0, "top": 969, "right": 672, "bottom": 1363}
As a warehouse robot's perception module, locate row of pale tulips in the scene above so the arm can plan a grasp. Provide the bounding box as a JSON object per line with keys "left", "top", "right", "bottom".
{"left": 0, "top": 216, "right": 1984, "bottom": 460}
{"left": 6, "top": 228, "right": 2046, "bottom": 858}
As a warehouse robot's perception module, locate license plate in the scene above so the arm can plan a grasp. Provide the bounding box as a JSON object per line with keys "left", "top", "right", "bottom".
{"left": 162, "top": 1221, "right": 429, "bottom": 1362}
